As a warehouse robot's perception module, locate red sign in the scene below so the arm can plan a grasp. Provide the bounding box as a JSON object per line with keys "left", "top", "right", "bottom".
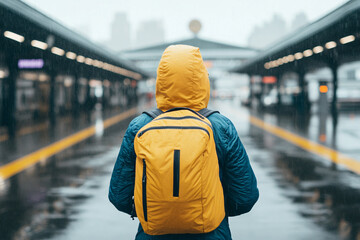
{"left": 131, "top": 80, "right": 137, "bottom": 88}
{"left": 262, "top": 76, "right": 277, "bottom": 84}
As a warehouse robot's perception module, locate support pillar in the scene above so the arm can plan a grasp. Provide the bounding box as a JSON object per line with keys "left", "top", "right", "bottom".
{"left": 85, "top": 77, "right": 95, "bottom": 125}
{"left": 49, "top": 70, "right": 56, "bottom": 125}
{"left": 297, "top": 69, "right": 307, "bottom": 113}
{"left": 72, "top": 74, "right": 80, "bottom": 115}
{"left": 330, "top": 64, "right": 338, "bottom": 126}
{"left": 102, "top": 81, "right": 107, "bottom": 112}
{"left": 298, "top": 70, "right": 305, "bottom": 110}
{"left": 331, "top": 115, "right": 338, "bottom": 170}
{"left": 5, "top": 55, "right": 17, "bottom": 138}
{"left": 259, "top": 76, "right": 265, "bottom": 109}
{"left": 276, "top": 73, "right": 282, "bottom": 111}
{"left": 318, "top": 81, "right": 328, "bottom": 144}
{"left": 330, "top": 63, "right": 339, "bottom": 170}
{"left": 84, "top": 78, "right": 91, "bottom": 111}
{"left": 248, "top": 75, "right": 253, "bottom": 107}
{"left": 1, "top": 74, "right": 7, "bottom": 126}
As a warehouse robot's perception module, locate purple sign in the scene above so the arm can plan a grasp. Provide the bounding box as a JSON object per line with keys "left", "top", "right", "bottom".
{"left": 18, "top": 59, "right": 44, "bottom": 69}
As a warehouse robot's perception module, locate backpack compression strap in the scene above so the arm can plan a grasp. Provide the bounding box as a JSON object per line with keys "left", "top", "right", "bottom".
{"left": 198, "top": 108, "right": 219, "bottom": 118}
{"left": 143, "top": 109, "right": 163, "bottom": 119}
{"left": 144, "top": 108, "right": 219, "bottom": 119}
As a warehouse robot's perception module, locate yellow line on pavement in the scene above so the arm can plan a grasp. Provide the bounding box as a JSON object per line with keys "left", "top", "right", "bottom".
{"left": 249, "top": 115, "right": 360, "bottom": 175}
{"left": 0, "top": 108, "right": 138, "bottom": 180}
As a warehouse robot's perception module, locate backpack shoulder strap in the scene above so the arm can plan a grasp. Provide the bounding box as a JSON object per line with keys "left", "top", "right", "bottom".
{"left": 143, "top": 108, "right": 163, "bottom": 119}
{"left": 198, "top": 108, "right": 219, "bottom": 118}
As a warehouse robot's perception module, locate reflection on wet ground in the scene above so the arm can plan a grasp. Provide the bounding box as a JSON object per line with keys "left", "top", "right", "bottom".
{"left": 0, "top": 98, "right": 359, "bottom": 239}
{"left": 273, "top": 152, "right": 360, "bottom": 240}
{"left": 0, "top": 108, "right": 135, "bottom": 239}
{"left": 245, "top": 107, "right": 360, "bottom": 239}
{"left": 212, "top": 99, "right": 360, "bottom": 240}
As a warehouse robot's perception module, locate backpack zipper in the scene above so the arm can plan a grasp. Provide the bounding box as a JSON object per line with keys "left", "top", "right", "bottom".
{"left": 130, "top": 196, "right": 136, "bottom": 220}
{"left": 137, "top": 126, "right": 210, "bottom": 138}
{"left": 173, "top": 150, "right": 180, "bottom": 197}
{"left": 142, "top": 159, "right": 148, "bottom": 222}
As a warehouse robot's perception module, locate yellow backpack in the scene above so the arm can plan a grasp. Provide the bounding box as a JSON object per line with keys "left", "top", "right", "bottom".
{"left": 134, "top": 107, "right": 225, "bottom": 235}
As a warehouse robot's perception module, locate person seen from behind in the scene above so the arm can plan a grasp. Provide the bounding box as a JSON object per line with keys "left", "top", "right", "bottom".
{"left": 109, "top": 44, "right": 259, "bottom": 240}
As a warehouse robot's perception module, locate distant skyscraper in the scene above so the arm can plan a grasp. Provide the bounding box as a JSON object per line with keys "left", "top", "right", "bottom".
{"left": 247, "top": 13, "right": 309, "bottom": 50}
{"left": 247, "top": 14, "right": 287, "bottom": 49}
{"left": 110, "top": 12, "right": 131, "bottom": 51}
{"left": 291, "top": 12, "right": 309, "bottom": 31}
{"left": 135, "top": 20, "right": 165, "bottom": 48}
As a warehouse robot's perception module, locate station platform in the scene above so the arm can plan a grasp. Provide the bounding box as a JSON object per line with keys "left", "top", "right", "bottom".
{"left": 0, "top": 98, "right": 359, "bottom": 240}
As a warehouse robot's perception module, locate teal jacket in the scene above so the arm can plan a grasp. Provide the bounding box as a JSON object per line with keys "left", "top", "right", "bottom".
{"left": 109, "top": 112, "right": 259, "bottom": 240}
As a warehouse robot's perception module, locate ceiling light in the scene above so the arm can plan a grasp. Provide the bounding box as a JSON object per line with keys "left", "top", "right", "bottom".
{"left": 294, "top": 52, "right": 303, "bottom": 60}
{"left": 66, "top": 51, "right": 77, "bottom": 60}
{"left": 31, "top": 40, "right": 48, "bottom": 50}
{"left": 287, "top": 55, "right": 295, "bottom": 62}
{"left": 313, "top": 46, "right": 324, "bottom": 54}
{"left": 276, "top": 58, "right": 284, "bottom": 65}
{"left": 85, "top": 58, "right": 93, "bottom": 65}
{"left": 340, "top": 35, "right": 355, "bottom": 44}
{"left": 325, "top": 41, "right": 337, "bottom": 49}
{"left": 4, "top": 31, "right": 24, "bottom": 42}
{"left": 51, "top": 47, "right": 65, "bottom": 56}
{"left": 0, "top": 70, "right": 7, "bottom": 78}
{"left": 282, "top": 56, "right": 289, "bottom": 63}
{"left": 303, "top": 49, "right": 313, "bottom": 57}
{"left": 76, "top": 55, "right": 85, "bottom": 63}
{"left": 270, "top": 61, "right": 278, "bottom": 68}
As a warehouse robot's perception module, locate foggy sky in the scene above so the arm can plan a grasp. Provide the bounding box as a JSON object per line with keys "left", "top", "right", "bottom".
{"left": 23, "top": 0, "right": 348, "bottom": 48}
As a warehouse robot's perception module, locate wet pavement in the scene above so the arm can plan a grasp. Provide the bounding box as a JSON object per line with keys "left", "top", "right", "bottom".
{"left": 0, "top": 104, "right": 141, "bottom": 166}
{"left": 214, "top": 100, "right": 360, "bottom": 240}
{"left": 0, "top": 98, "right": 360, "bottom": 240}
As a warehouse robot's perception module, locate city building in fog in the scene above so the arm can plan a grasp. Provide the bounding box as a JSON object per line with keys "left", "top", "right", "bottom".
{"left": 109, "top": 12, "right": 131, "bottom": 51}
{"left": 291, "top": 12, "right": 309, "bottom": 31}
{"left": 247, "top": 12, "right": 309, "bottom": 50}
{"left": 135, "top": 19, "right": 165, "bottom": 48}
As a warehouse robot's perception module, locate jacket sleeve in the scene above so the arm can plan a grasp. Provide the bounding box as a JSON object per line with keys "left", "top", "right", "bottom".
{"left": 223, "top": 118, "right": 259, "bottom": 216}
{"left": 108, "top": 115, "right": 151, "bottom": 215}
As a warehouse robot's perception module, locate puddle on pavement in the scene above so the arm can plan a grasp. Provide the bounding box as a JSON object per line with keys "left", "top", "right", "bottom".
{"left": 249, "top": 124, "right": 360, "bottom": 240}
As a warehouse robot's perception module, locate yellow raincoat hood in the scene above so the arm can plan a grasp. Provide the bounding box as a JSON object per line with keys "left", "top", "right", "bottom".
{"left": 156, "top": 45, "right": 210, "bottom": 111}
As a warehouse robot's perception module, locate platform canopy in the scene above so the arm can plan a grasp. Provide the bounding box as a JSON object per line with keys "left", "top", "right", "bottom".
{"left": 121, "top": 37, "right": 258, "bottom": 76}
{"left": 233, "top": 0, "right": 360, "bottom": 76}
{"left": 0, "top": 0, "right": 148, "bottom": 80}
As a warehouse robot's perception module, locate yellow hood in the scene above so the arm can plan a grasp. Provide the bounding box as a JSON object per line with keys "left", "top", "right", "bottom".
{"left": 156, "top": 45, "right": 210, "bottom": 111}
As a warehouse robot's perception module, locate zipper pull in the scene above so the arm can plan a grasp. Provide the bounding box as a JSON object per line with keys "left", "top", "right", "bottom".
{"left": 130, "top": 196, "right": 136, "bottom": 220}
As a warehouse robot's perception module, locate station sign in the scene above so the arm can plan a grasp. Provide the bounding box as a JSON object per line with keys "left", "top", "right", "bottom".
{"left": 262, "top": 76, "right": 277, "bottom": 84}
{"left": 18, "top": 59, "right": 44, "bottom": 69}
